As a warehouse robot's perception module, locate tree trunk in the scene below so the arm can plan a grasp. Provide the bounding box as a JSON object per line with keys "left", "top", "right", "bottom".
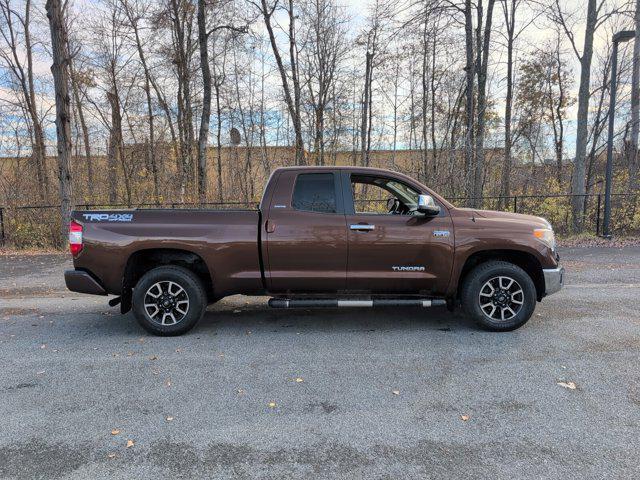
{"left": 571, "top": 0, "right": 597, "bottom": 232}
{"left": 288, "top": 0, "right": 304, "bottom": 164}
{"left": 499, "top": 0, "right": 515, "bottom": 208}
{"left": 361, "top": 51, "right": 373, "bottom": 167}
{"left": 421, "top": 8, "right": 430, "bottom": 183}
{"left": 24, "top": 0, "right": 50, "bottom": 201}
{"left": 260, "top": 0, "right": 305, "bottom": 165}
{"left": 126, "top": 4, "right": 160, "bottom": 204}
{"left": 69, "top": 61, "right": 92, "bottom": 193}
{"left": 215, "top": 80, "right": 224, "bottom": 203}
{"left": 107, "top": 90, "right": 120, "bottom": 204}
{"left": 197, "top": 0, "right": 211, "bottom": 205}
{"left": 45, "top": 0, "right": 73, "bottom": 245}
{"left": 430, "top": 29, "right": 438, "bottom": 179}
{"left": 628, "top": 0, "right": 640, "bottom": 191}
{"left": 473, "top": 0, "right": 495, "bottom": 208}
{"left": 463, "top": 0, "right": 475, "bottom": 204}
{"left": 553, "top": 43, "right": 566, "bottom": 188}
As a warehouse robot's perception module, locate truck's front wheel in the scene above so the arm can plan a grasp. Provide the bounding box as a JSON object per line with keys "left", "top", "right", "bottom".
{"left": 132, "top": 266, "right": 206, "bottom": 336}
{"left": 461, "top": 261, "right": 537, "bottom": 331}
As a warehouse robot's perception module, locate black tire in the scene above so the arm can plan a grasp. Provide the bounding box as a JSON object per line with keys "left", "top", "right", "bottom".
{"left": 132, "top": 265, "right": 206, "bottom": 336}
{"left": 460, "top": 260, "right": 537, "bottom": 331}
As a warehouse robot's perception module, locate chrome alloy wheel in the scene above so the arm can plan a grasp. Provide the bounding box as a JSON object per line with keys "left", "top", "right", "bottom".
{"left": 144, "top": 281, "right": 190, "bottom": 325}
{"left": 478, "top": 276, "right": 524, "bottom": 322}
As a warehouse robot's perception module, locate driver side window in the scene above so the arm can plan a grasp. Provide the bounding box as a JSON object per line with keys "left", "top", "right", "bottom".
{"left": 351, "top": 175, "right": 419, "bottom": 215}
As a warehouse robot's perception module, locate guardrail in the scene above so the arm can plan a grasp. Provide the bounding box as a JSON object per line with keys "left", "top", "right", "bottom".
{"left": 0, "top": 193, "right": 638, "bottom": 248}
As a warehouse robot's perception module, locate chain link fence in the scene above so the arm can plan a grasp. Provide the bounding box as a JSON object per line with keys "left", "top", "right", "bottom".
{"left": 1, "top": 194, "right": 638, "bottom": 249}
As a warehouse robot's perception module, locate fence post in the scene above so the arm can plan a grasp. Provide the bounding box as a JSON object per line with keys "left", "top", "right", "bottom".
{"left": 0, "top": 207, "right": 5, "bottom": 247}
{"left": 513, "top": 196, "right": 518, "bottom": 213}
{"left": 596, "top": 194, "right": 602, "bottom": 236}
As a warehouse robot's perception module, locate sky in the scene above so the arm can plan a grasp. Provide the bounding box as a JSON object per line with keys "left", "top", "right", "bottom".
{"left": 1, "top": 0, "right": 637, "bottom": 157}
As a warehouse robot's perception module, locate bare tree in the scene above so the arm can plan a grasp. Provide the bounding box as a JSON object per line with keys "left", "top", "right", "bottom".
{"left": 551, "top": 0, "right": 621, "bottom": 231}
{"left": 46, "top": 0, "right": 73, "bottom": 243}
{"left": 628, "top": 0, "right": 640, "bottom": 190}
{"left": 0, "top": 0, "right": 50, "bottom": 201}
{"left": 254, "top": 0, "right": 305, "bottom": 164}
{"left": 197, "top": 0, "right": 246, "bottom": 204}
{"left": 472, "top": 0, "right": 496, "bottom": 206}
{"left": 121, "top": 0, "right": 160, "bottom": 204}
{"left": 165, "top": 0, "right": 197, "bottom": 200}
{"left": 358, "top": 0, "right": 393, "bottom": 167}
{"left": 69, "top": 57, "right": 93, "bottom": 189}
{"left": 498, "top": 0, "right": 536, "bottom": 205}
{"left": 463, "top": 0, "right": 475, "bottom": 201}
{"left": 300, "top": 0, "right": 348, "bottom": 165}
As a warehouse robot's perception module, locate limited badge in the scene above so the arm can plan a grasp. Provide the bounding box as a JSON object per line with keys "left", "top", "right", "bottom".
{"left": 433, "top": 230, "right": 450, "bottom": 237}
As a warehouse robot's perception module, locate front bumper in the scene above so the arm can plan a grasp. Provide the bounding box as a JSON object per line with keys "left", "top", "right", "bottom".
{"left": 65, "top": 269, "right": 107, "bottom": 295}
{"left": 543, "top": 266, "right": 564, "bottom": 296}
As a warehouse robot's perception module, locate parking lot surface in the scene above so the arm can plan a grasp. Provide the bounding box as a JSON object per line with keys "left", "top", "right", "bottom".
{"left": 1, "top": 247, "right": 639, "bottom": 479}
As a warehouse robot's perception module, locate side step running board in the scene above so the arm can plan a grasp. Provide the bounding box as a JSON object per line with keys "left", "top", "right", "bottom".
{"left": 268, "top": 298, "right": 447, "bottom": 309}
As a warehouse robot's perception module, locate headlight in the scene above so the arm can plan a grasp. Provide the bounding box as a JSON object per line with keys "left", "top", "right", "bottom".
{"left": 534, "top": 227, "right": 555, "bottom": 251}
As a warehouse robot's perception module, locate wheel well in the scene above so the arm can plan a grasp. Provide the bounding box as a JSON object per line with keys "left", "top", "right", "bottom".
{"left": 123, "top": 249, "right": 214, "bottom": 300}
{"left": 457, "top": 250, "right": 544, "bottom": 301}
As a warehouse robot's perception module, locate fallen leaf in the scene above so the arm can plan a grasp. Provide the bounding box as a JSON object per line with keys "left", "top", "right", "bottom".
{"left": 107, "top": 453, "right": 116, "bottom": 459}
{"left": 36, "top": 370, "right": 45, "bottom": 375}
{"left": 166, "top": 416, "right": 174, "bottom": 422}
{"left": 295, "top": 377, "right": 304, "bottom": 383}
{"left": 461, "top": 414, "right": 470, "bottom": 421}
{"left": 111, "top": 429, "right": 121, "bottom": 435}
{"left": 175, "top": 348, "right": 181, "bottom": 353}
{"left": 392, "top": 390, "right": 400, "bottom": 395}
{"left": 237, "top": 389, "right": 245, "bottom": 395}
{"left": 557, "top": 381, "right": 577, "bottom": 390}
{"left": 126, "top": 440, "right": 134, "bottom": 448}
{"left": 40, "top": 344, "right": 46, "bottom": 349}
{"left": 164, "top": 379, "right": 172, "bottom": 387}
{"left": 150, "top": 355, "right": 158, "bottom": 360}
{"left": 268, "top": 401, "right": 276, "bottom": 408}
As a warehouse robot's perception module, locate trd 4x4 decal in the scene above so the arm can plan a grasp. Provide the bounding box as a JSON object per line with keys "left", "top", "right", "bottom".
{"left": 82, "top": 213, "right": 133, "bottom": 222}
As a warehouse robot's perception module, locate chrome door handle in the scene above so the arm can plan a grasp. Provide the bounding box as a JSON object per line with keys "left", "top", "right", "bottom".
{"left": 350, "top": 224, "right": 375, "bottom": 231}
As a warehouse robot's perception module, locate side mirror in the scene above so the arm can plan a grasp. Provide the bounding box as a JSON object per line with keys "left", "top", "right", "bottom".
{"left": 417, "top": 194, "right": 440, "bottom": 216}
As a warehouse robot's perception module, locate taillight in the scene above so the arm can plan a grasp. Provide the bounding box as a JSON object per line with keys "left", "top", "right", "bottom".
{"left": 69, "top": 221, "right": 83, "bottom": 257}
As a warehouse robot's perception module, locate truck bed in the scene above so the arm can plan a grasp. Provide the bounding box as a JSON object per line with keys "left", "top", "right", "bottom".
{"left": 71, "top": 209, "right": 264, "bottom": 297}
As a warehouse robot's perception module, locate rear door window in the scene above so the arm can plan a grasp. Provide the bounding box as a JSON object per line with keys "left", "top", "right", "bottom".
{"left": 292, "top": 173, "right": 337, "bottom": 213}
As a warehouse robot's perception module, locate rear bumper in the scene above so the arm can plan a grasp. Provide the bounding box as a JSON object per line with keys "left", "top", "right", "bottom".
{"left": 65, "top": 270, "right": 107, "bottom": 295}
{"left": 543, "top": 266, "right": 564, "bottom": 296}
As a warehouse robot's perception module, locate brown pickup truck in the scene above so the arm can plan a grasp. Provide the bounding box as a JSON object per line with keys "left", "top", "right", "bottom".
{"left": 65, "top": 166, "right": 563, "bottom": 335}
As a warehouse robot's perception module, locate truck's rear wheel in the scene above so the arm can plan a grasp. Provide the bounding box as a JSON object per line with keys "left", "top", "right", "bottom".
{"left": 461, "top": 261, "right": 536, "bottom": 331}
{"left": 132, "top": 266, "right": 206, "bottom": 336}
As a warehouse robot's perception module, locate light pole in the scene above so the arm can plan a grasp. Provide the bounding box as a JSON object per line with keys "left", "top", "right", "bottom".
{"left": 603, "top": 30, "right": 635, "bottom": 238}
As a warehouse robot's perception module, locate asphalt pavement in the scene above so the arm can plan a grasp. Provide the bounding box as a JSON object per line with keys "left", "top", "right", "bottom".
{"left": 0, "top": 247, "right": 639, "bottom": 479}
